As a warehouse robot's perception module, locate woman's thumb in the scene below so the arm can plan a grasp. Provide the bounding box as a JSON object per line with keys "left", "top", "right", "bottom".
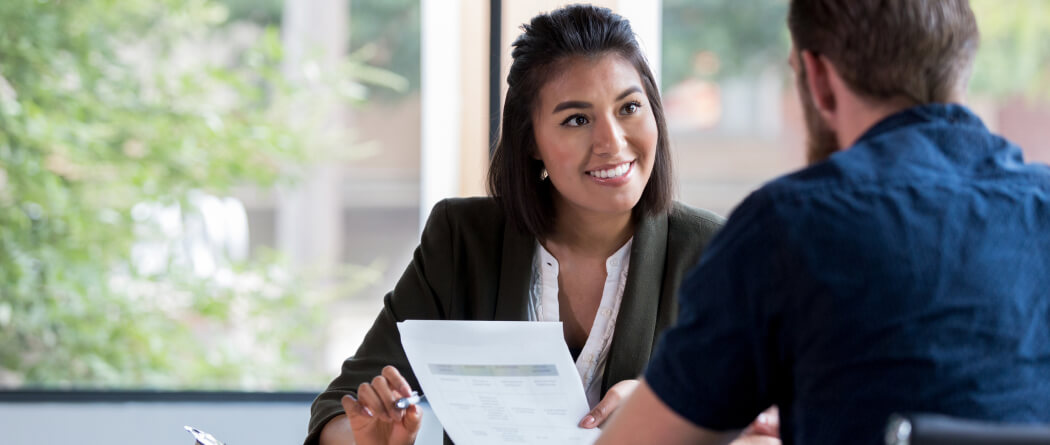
{"left": 390, "top": 404, "right": 423, "bottom": 444}
{"left": 404, "top": 404, "right": 423, "bottom": 430}
{"left": 579, "top": 402, "right": 608, "bottom": 428}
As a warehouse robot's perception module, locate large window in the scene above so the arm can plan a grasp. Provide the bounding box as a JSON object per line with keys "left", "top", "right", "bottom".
{"left": 2, "top": 0, "right": 1048, "bottom": 394}
{"left": 0, "top": 0, "right": 422, "bottom": 391}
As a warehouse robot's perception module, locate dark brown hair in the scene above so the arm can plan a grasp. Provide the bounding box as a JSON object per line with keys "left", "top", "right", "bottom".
{"left": 487, "top": 4, "right": 673, "bottom": 239}
{"left": 788, "top": 0, "right": 979, "bottom": 104}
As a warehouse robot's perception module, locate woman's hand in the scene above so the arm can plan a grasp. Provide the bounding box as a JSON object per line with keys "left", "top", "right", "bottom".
{"left": 578, "top": 379, "right": 640, "bottom": 428}
{"left": 339, "top": 365, "right": 423, "bottom": 445}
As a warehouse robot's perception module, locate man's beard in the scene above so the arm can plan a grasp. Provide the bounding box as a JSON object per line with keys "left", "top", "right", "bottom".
{"left": 797, "top": 72, "right": 840, "bottom": 164}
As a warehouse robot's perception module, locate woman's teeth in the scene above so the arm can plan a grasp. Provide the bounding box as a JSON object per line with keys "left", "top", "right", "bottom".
{"left": 587, "top": 162, "right": 631, "bottom": 179}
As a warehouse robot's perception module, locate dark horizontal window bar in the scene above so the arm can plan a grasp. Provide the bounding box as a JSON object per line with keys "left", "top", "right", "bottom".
{"left": 0, "top": 390, "right": 319, "bottom": 403}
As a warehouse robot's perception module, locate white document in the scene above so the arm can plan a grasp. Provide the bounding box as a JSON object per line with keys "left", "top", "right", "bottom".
{"left": 398, "top": 320, "right": 601, "bottom": 445}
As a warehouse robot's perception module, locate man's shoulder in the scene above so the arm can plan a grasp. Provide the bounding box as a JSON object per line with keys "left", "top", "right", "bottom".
{"left": 759, "top": 124, "right": 1050, "bottom": 205}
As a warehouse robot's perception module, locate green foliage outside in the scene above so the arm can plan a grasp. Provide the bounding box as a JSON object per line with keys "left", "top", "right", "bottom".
{"left": 0, "top": 0, "right": 397, "bottom": 390}
{"left": 969, "top": 0, "right": 1050, "bottom": 101}
{"left": 348, "top": 0, "right": 422, "bottom": 96}
{"left": 661, "top": 0, "right": 1050, "bottom": 100}
{"left": 220, "top": 0, "right": 284, "bottom": 26}
{"left": 217, "top": 0, "right": 421, "bottom": 97}
{"left": 662, "top": 0, "right": 789, "bottom": 88}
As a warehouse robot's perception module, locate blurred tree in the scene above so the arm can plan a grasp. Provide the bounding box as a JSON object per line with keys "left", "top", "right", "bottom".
{"left": 0, "top": 0, "right": 391, "bottom": 389}
{"left": 661, "top": 0, "right": 789, "bottom": 89}
{"left": 220, "top": 0, "right": 283, "bottom": 26}
{"left": 969, "top": 0, "right": 1050, "bottom": 101}
{"left": 215, "top": 0, "right": 421, "bottom": 97}
{"left": 661, "top": 0, "right": 1050, "bottom": 101}
{"left": 348, "top": 0, "right": 421, "bottom": 96}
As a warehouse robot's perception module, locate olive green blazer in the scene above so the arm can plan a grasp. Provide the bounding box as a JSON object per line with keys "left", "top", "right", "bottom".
{"left": 305, "top": 197, "right": 724, "bottom": 444}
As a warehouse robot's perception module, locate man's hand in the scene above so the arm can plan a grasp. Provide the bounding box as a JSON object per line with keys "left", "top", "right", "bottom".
{"left": 728, "top": 436, "right": 781, "bottom": 445}
{"left": 740, "top": 406, "right": 779, "bottom": 438}
{"left": 595, "top": 379, "right": 738, "bottom": 445}
{"left": 338, "top": 365, "right": 423, "bottom": 445}
{"left": 579, "top": 379, "right": 640, "bottom": 428}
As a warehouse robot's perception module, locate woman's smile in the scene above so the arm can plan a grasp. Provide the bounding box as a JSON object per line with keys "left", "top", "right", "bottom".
{"left": 585, "top": 160, "right": 635, "bottom": 185}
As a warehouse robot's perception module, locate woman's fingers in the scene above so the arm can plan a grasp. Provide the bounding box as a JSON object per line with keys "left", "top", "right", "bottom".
{"left": 357, "top": 382, "right": 392, "bottom": 422}
{"left": 371, "top": 375, "right": 404, "bottom": 422}
{"left": 382, "top": 365, "right": 413, "bottom": 399}
{"left": 353, "top": 367, "right": 416, "bottom": 426}
{"left": 341, "top": 394, "right": 374, "bottom": 421}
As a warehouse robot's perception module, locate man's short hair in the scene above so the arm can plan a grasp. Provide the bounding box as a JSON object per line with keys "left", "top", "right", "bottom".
{"left": 788, "top": 0, "right": 979, "bottom": 104}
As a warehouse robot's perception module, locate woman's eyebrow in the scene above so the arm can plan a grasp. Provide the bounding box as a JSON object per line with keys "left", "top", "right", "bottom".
{"left": 551, "top": 86, "right": 644, "bottom": 114}
{"left": 616, "top": 86, "right": 642, "bottom": 101}
{"left": 552, "top": 100, "right": 590, "bottom": 113}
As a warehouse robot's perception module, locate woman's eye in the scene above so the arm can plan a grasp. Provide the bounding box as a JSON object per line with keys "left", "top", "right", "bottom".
{"left": 621, "top": 101, "right": 641, "bottom": 115}
{"left": 561, "top": 115, "right": 589, "bottom": 127}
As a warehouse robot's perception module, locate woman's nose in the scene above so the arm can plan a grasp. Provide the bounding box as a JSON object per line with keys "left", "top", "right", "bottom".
{"left": 592, "top": 115, "right": 627, "bottom": 156}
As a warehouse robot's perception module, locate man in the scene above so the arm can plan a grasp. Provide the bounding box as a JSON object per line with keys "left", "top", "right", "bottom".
{"left": 597, "top": 1, "right": 1050, "bottom": 444}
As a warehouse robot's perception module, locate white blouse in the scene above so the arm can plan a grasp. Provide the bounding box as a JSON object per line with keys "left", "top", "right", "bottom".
{"left": 527, "top": 238, "right": 633, "bottom": 408}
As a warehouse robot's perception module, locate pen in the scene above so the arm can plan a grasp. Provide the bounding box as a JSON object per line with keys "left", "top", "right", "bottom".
{"left": 184, "top": 425, "right": 226, "bottom": 445}
{"left": 395, "top": 391, "right": 425, "bottom": 409}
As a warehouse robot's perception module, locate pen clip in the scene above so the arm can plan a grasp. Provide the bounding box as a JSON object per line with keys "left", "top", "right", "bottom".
{"left": 395, "top": 391, "right": 424, "bottom": 409}
{"left": 184, "top": 425, "right": 226, "bottom": 445}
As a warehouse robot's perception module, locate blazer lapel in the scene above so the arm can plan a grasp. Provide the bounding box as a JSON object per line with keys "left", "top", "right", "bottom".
{"left": 602, "top": 212, "right": 669, "bottom": 393}
{"left": 493, "top": 221, "right": 534, "bottom": 321}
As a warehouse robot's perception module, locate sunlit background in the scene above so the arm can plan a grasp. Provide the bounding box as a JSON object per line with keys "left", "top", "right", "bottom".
{"left": 2, "top": 0, "right": 1049, "bottom": 395}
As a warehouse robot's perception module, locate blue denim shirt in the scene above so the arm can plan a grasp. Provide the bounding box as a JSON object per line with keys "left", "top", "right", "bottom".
{"left": 646, "top": 104, "right": 1050, "bottom": 445}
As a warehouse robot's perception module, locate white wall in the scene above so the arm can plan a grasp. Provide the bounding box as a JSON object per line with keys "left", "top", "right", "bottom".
{"left": 0, "top": 401, "right": 442, "bottom": 445}
{"left": 0, "top": 401, "right": 310, "bottom": 445}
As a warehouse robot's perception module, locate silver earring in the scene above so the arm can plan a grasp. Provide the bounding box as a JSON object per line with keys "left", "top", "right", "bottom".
{"left": 540, "top": 168, "right": 549, "bottom": 181}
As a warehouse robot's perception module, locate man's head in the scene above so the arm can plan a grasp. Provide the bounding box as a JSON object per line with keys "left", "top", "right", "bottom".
{"left": 787, "top": 0, "right": 980, "bottom": 163}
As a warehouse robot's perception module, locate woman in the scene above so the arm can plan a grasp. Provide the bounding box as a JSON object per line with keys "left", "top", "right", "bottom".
{"left": 307, "top": 5, "right": 726, "bottom": 444}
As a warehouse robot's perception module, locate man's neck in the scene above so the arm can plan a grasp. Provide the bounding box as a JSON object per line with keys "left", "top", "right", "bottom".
{"left": 838, "top": 90, "right": 967, "bottom": 149}
{"left": 836, "top": 97, "right": 916, "bottom": 150}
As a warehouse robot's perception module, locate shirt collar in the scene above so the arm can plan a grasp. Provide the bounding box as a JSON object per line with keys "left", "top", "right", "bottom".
{"left": 536, "top": 237, "right": 634, "bottom": 277}
{"left": 605, "top": 238, "right": 633, "bottom": 275}
{"left": 854, "top": 103, "right": 986, "bottom": 147}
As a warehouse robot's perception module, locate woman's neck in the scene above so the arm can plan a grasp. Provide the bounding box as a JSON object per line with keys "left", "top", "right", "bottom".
{"left": 545, "top": 195, "right": 635, "bottom": 258}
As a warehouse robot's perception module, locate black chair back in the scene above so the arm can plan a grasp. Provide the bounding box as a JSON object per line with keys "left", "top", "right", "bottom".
{"left": 886, "top": 413, "right": 1050, "bottom": 445}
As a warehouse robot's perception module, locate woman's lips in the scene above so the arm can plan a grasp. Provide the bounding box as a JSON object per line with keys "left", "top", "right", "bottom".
{"left": 585, "top": 160, "right": 634, "bottom": 185}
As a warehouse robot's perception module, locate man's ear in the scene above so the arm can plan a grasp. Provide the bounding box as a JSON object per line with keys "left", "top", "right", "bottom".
{"left": 800, "top": 50, "right": 838, "bottom": 128}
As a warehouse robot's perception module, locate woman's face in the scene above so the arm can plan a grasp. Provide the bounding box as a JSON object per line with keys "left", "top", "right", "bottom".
{"left": 532, "top": 54, "right": 658, "bottom": 220}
